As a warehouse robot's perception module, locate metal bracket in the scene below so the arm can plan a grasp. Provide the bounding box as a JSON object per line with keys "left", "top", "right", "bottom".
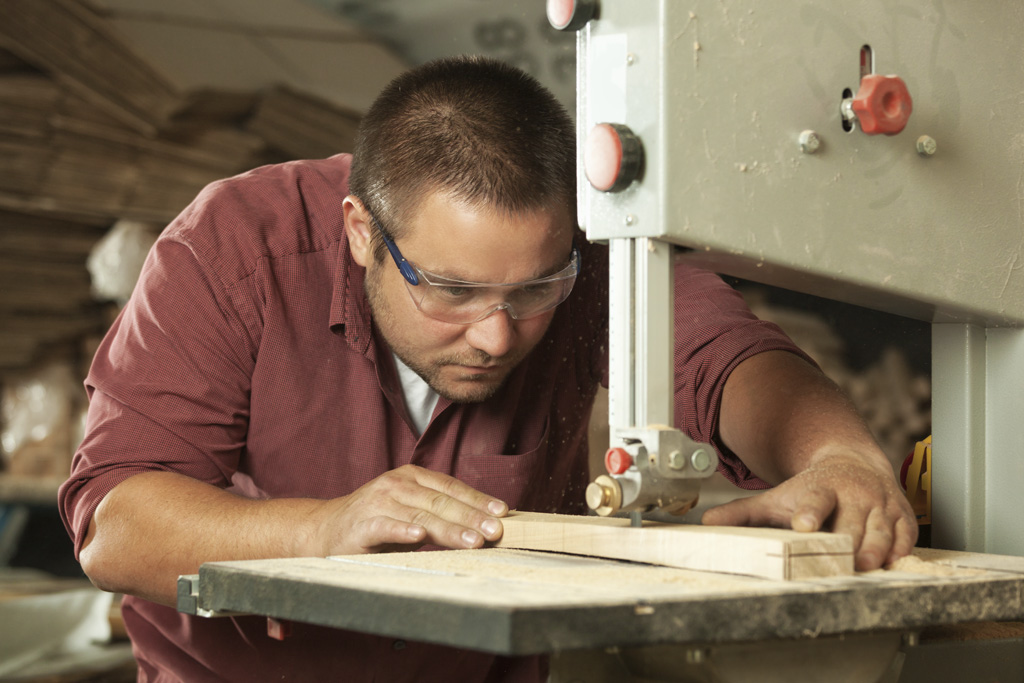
{"left": 588, "top": 426, "right": 718, "bottom": 516}
{"left": 177, "top": 574, "right": 241, "bottom": 618}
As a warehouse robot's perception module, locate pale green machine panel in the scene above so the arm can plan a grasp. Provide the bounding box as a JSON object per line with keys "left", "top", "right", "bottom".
{"left": 579, "top": 1, "right": 1024, "bottom": 326}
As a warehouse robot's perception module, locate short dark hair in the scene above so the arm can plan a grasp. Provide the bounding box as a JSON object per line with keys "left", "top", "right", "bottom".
{"left": 348, "top": 55, "right": 577, "bottom": 262}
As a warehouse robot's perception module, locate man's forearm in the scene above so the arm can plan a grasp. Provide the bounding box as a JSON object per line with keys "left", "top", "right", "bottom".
{"left": 79, "top": 465, "right": 509, "bottom": 607}
{"left": 718, "top": 350, "right": 892, "bottom": 483}
{"left": 80, "top": 471, "right": 325, "bottom": 606}
{"left": 711, "top": 349, "right": 917, "bottom": 570}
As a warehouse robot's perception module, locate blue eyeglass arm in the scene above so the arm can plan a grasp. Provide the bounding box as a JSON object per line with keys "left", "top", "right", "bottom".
{"left": 382, "top": 234, "right": 420, "bottom": 286}
{"left": 367, "top": 209, "right": 419, "bottom": 286}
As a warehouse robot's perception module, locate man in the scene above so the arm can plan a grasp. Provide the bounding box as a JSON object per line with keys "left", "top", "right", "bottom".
{"left": 60, "top": 56, "right": 915, "bottom": 682}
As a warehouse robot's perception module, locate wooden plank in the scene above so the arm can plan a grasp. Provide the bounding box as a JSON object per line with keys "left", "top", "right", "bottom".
{"left": 492, "top": 511, "right": 854, "bottom": 580}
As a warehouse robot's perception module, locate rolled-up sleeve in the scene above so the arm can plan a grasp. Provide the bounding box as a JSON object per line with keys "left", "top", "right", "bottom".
{"left": 59, "top": 231, "right": 256, "bottom": 557}
{"left": 672, "top": 264, "right": 814, "bottom": 489}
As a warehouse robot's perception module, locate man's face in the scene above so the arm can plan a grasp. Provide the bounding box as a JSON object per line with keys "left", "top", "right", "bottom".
{"left": 348, "top": 191, "right": 575, "bottom": 404}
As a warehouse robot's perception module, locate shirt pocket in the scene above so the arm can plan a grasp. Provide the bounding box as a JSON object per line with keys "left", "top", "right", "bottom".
{"left": 455, "top": 417, "right": 550, "bottom": 509}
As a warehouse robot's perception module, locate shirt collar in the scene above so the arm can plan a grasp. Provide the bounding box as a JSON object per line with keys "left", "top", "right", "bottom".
{"left": 330, "top": 236, "right": 374, "bottom": 357}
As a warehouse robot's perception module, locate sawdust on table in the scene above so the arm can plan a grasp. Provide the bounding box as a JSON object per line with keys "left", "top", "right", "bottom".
{"left": 885, "top": 555, "right": 987, "bottom": 577}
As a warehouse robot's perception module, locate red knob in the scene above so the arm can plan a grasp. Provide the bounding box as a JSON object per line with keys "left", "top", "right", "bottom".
{"left": 585, "top": 123, "right": 644, "bottom": 193}
{"left": 547, "top": 0, "right": 597, "bottom": 31}
{"left": 604, "top": 447, "right": 633, "bottom": 475}
{"left": 851, "top": 74, "right": 913, "bottom": 136}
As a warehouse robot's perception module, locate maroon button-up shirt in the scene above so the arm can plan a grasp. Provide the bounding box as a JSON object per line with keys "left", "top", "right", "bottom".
{"left": 60, "top": 155, "right": 804, "bottom": 682}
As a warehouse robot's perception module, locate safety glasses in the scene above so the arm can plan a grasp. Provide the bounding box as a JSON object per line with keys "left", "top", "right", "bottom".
{"left": 364, "top": 202, "right": 580, "bottom": 324}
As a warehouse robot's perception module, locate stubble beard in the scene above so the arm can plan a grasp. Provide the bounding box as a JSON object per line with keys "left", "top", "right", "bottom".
{"left": 364, "top": 263, "right": 526, "bottom": 403}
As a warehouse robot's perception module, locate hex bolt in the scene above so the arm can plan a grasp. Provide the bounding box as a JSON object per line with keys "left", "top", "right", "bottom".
{"left": 799, "top": 130, "right": 821, "bottom": 154}
{"left": 916, "top": 135, "right": 937, "bottom": 157}
{"left": 668, "top": 450, "right": 685, "bottom": 470}
{"left": 690, "top": 449, "right": 712, "bottom": 472}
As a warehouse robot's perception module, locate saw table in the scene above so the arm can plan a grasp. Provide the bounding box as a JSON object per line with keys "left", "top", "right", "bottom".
{"left": 179, "top": 542, "right": 1024, "bottom": 682}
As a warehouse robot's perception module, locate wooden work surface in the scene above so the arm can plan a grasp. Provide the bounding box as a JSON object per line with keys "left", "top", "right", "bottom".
{"left": 192, "top": 546, "right": 1024, "bottom": 655}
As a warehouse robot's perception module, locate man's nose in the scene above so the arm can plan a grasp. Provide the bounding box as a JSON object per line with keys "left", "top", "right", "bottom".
{"left": 464, "top": 306, "right": 516, "bottom": 358}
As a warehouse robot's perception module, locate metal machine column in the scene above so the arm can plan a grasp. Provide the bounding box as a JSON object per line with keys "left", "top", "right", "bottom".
{"left": 933, "top": 324, "right": 1024, "bottom": 555}
{"left": 607, "top": 237, "right": 673, "bottom": 431}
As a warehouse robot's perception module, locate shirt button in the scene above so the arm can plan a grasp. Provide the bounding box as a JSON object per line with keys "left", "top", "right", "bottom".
{"left": 393, "top": 639, "right": 406, "bottom": 651}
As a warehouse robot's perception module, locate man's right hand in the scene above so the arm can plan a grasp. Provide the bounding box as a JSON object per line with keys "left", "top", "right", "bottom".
{"left": 303, "top": 464, "right": 508, "bottom": 556}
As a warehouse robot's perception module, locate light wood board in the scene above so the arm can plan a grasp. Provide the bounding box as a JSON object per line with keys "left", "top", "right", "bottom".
{"left": 491, "top": 511, "right": 854, "bottom": 580}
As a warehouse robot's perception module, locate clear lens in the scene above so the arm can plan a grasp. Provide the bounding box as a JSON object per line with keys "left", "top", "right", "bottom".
{"left": 403, "top": 248, "right": 579, "bottom": 324}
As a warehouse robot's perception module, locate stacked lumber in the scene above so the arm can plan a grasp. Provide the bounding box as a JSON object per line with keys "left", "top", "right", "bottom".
{"left": 0, "top": 0, "right": 375, "bottom": 483}
{"left": 0, "top": 209, "right": 110, "bottom": 366}
{"left": 0, "top": 0, "right": 180, "bottom": 135}
{"left": 0, "top": 0, "right": 367, "bottom": 377}
{"left": 246, "top": 86, "right": 361, "bottom": 162}
{"left": 0, "top": 68, "right": 266, "bottom": 223}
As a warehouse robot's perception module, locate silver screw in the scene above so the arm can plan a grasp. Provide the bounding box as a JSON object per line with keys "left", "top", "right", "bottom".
{"left": 798, "top": 130, "right": 821, "bottom": 154}
{"left": 626, "top": 53, "right": 636, "bottom": 66}
{"left": 668, "top": 450, "right": 685, "bottom": 470}
{"left": 690, "top": 449, "right": 712, "bottom": 472}
{"left": 916, "top": 135, "right": 937, "bottom": 157}
{"left": 625, "top": 214, "right": 637, "bottom": 226}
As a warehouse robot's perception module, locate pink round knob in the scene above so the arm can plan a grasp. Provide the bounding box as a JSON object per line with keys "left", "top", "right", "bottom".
{"left": 547, "top": 0, "right": 597, "bottom": 31}
{"left": 585, "top": 123, "right": 643, "bottom": 193}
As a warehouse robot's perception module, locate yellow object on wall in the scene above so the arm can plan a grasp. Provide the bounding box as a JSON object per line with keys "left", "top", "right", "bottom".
{"left": 903, "top": 436, "right": 932, "bottom": 525}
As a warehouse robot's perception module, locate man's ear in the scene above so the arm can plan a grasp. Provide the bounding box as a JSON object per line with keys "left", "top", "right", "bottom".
{"left": 342, "top": 195, "right": 373, "bottom": 267}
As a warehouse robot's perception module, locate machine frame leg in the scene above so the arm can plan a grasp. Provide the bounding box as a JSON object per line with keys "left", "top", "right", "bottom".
{"left": 931, "top": 323, "right": 1024, "bottom": 555}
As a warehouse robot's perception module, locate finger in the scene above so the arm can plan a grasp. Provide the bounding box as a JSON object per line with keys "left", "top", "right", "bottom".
{"left": 789, "top": 487, "right": 838, "bottom": 533}
{"left": 386, "top": 467, "right": 506, "bottom": 542}
{"left": 411, "top": 487, "right": 505, "bottom": 543}
{"left": 351, "top": 515, "right": 428, "bottom": 553}
{"left": 409, "top": 465, "right": 508, "bottom": 516}
{"left": 399, "top": 503, "right": 500, "bottom": 549}
{"left": 384, "top": 476, "right": 506, "bottom": 548}
{"left": 885, "top": 515, "right": 919, "bottom": 566}
{"left": 845, "top": 506, "right": 893, "bottom": 571}
{"left": 702, "top": 492, "right": 792, "bottom": 529}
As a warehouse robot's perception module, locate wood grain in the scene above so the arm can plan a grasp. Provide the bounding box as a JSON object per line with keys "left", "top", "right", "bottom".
{"left": 492, "top": 511, "right": 854, "bottom": 580}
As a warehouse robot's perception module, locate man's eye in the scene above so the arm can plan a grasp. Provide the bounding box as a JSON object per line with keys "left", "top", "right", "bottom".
{"left": 514, "top": 283, "right": 553, "bottom": 300}
{"left": 438, "top": 286, "right": 471, "bottom": 299}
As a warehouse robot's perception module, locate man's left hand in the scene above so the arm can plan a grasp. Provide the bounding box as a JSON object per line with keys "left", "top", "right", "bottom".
{"left": 701, "top": 452, "right": 918, "bottom": 571}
